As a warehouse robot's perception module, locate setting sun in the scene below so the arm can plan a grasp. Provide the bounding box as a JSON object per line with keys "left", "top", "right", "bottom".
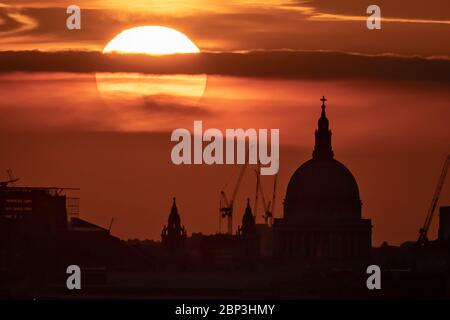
{"left": 103, "top": 26, "right": 200, "bottom": 55}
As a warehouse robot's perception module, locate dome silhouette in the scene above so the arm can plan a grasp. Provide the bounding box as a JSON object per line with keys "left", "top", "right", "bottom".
{"left": 284, "top": 158, "right": 361, "bottom": 219}
{"left": 283, "top": 96, "right": 361, "bottom": 220}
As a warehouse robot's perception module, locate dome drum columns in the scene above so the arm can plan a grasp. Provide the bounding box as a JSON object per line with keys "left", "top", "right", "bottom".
{"left": 274, "top": 225, "right": 372, "bottom": 260}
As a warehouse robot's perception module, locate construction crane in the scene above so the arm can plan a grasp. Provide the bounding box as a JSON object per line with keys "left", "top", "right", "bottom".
{"left": 253, "top": 163, "right": 261, "bottom": 219}
{"left": 109, "top": 218, "right": 115, "bottom": 233}
{"left": 270, "top": 173, "right": 278, "bottom": 225}
{"left": 254, "top": 168, "right": 278, "bottom": 227}
{"left": 417, "top": 155, "right": 450, "bottom": 247}
{"left": 0, "top": 169, "right": 19, "bottom": 188}
{"left": 220, "top": 164, "right": 247, "bottom": 235}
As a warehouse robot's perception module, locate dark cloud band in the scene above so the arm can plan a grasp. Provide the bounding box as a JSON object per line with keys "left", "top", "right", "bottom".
{"left": 0, "top": 50, "right": 449, "bottom": 82}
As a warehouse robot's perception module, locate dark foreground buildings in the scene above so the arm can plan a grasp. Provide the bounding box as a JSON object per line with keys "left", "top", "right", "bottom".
{"left": 0, "top": 186, "right": 150, "bottom": 298}
{"left": 1, "top": 98, "right": 449, "bottom": 299}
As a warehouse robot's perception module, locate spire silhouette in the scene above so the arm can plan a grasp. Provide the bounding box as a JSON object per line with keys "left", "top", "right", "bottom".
{"left": 312, "top": 96, "right": 334, "bottom": 159}
{"left": 242, "top": 198, "right": 255, "bottom": 224}
{"left": 168, "top": 197, "right": 181, "bottom": 228}
{"left": 239, "top": 198, "right": 255, "bottom": 236}
{"left": 162, "top": 196, "right": 187, "bottom": 249}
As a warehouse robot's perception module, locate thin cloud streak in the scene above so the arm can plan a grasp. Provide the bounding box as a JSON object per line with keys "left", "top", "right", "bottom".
{"left": 311, "top": 14, "right": 450, "bottom": 25}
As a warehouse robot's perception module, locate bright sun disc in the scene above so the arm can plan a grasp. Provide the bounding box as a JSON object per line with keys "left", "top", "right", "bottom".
{"left": 103, "top": 26, "right": 200, "bottom": 55}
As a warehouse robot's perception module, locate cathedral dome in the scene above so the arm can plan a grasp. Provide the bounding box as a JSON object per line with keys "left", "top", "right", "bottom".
{"left": 284, "top": 158, "right": 361, "bottom": 219}
{"left": 283, "top": 96, "right": 361, "bottom": 220}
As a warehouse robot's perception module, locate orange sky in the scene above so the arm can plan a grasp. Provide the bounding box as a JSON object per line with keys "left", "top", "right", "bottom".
{"left": 0, "top": 73, "right": 449, "bottom": 245}
{"left": 0, "top": 1, "right": 449, "bottom": 245}
{"left": 0, "top": 0, "right": 449, "bottom": 56}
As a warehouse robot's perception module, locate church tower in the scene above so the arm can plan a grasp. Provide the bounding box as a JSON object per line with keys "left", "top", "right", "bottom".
{"left": 161, "top": 197, "right": 187, "bottom": 250}
{"left": 238, "top": 198, "right": 259, "bottom": 262}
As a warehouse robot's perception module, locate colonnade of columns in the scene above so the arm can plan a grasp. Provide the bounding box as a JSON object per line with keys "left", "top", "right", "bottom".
{"left": 278, "top": 229, "right": 370, "bottom": 259}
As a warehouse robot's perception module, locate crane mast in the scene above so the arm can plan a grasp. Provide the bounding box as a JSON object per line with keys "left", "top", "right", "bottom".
{"left": 253, "top": 164, "right": 261, "bottom": 219}
{"left": 270, "top": 173, "right": 278, "bottom": 226}
{"left": 220, "top": 164, "right": 247, "bottom": 235}
{"left": 254, "top": 169, "right": 277, "bottom": 227}
{"left": 417, "top": 155, "right": 450, "bottom": 247}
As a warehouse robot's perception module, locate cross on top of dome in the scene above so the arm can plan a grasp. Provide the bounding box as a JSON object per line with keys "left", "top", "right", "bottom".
{"left": 320, "top": 96, "right": 327, "bottom": 118}
{"left": 313, "top": 95, "right": 333, "bottom": 159}
{"left": 320, "top": 95, "right": 327, "bottom": 106}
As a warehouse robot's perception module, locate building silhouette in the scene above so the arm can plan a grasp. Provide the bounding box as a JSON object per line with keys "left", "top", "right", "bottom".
{"left": 0, "top": 187, "right": 68, "bottom": 287}
{"left": 0, "top": 185, "right": 151, "bottom": 298}
{"left": 161, "top": 197, "right": 187, "bottom": 251}
{"left": 274, "top": 97, "right": 372, "bottom": 260}
{"left": 439, "top": 207, "right": 450, "bottom": 244}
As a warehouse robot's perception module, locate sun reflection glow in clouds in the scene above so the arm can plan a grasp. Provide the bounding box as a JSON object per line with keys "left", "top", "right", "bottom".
{"left": 98, "top": 26, "right": 206, "bottom": 131}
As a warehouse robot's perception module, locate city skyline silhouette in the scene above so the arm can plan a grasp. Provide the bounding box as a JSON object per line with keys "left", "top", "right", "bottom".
{"left": 0, "top": 0, "right": 449, "bottom": 301}
{"left": 2, "top": 96, "right": 449, "bottom": 299}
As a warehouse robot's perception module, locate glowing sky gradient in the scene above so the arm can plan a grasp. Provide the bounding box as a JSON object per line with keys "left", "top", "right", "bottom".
{"left": 0, "top": 0, "right": 449, "bottom": 56}
{"left": 0, "top": 0, "right": 449, "bottom": 245}
{"left": 0, "top": 73, "right": 449, "bottom": 245}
